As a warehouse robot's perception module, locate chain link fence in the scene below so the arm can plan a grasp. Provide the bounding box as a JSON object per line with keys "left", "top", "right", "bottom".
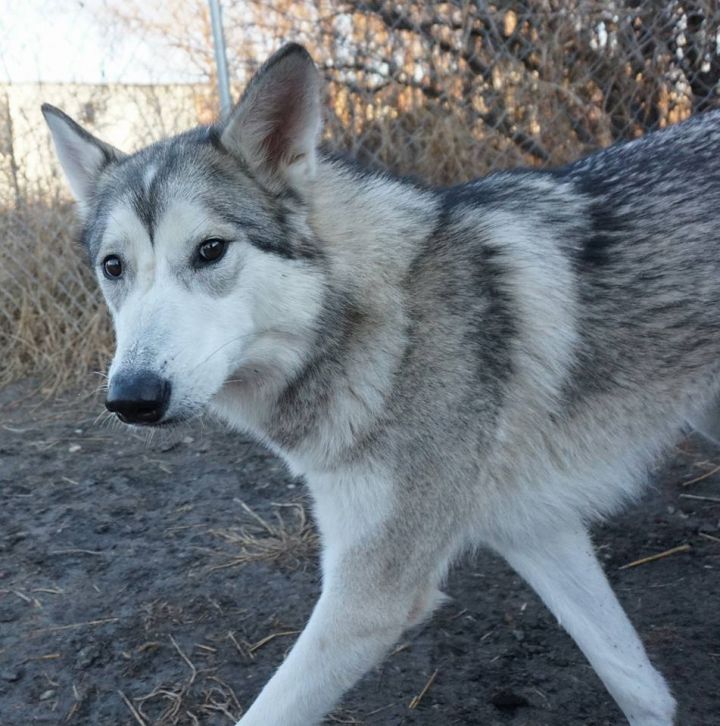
{"left": 2, "top": 0, "right": 720, "bottom": 391}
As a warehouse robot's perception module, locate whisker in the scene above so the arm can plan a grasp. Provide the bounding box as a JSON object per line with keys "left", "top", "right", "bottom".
{"left": 93, "top": 408, "right": 114, "bottom": 427}
{"left": 185, "top": 325, "right": 304, "bottom": 374}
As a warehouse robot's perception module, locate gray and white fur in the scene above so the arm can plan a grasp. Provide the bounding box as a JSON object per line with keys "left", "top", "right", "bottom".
{"left": 43, "top": 43, "right": 720, "bottom": 725}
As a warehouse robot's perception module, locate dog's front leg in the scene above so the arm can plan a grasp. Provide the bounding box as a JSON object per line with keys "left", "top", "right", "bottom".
{"left": 235, "top": 495, "right": 447, "bottom": 726}
{"left": 498, "top": 525, "right": 676, "bottom": 726}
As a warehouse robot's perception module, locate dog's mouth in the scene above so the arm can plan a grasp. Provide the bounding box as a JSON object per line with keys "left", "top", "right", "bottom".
{"left": 113, "top": 412, "right": 187, "bottom": 428}
{"left": 114, "top": 410, "right": 164, "bottom": 426}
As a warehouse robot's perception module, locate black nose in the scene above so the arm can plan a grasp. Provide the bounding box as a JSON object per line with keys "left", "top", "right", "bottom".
{"left": 105, "top": 371, "right": 171, "bottom": 424}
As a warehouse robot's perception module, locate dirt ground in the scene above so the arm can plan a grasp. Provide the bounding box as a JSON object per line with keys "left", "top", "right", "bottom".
{"left": 1, "top": 379, "right": 719, "bottom": 726}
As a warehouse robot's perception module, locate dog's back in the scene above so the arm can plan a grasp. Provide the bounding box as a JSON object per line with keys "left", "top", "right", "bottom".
{"left": 467, "top": 110, "right": 720, "bottom": 397}
{"left": 564, "top": 111, "right": 720, "bottom": 392}
{"left": 380, "top": 111, "right": 720, "bottom": 536}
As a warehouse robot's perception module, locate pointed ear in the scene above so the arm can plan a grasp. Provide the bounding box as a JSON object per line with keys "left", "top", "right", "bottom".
{"left": 41, "top": 104, "right": 125, "bottom": 207}
{"left": 220, "top": 43, "right": 322, "bottom": 190}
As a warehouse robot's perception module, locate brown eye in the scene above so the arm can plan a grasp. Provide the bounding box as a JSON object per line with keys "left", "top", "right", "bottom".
{"left": 197, "top": 238, "right": 227, "bottom": 264}
{"left": 102, "top": 255, "right": 123, "bottom": 279}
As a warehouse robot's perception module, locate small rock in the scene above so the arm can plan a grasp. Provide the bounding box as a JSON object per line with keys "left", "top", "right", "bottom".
{"left": 523, "top": 644, "right": 545, "bottom": 654}
{"left": 490, "top": 689, "right": 529, "bottom": 711}
{"left": 68, "top": 444, "right": 82, "bottom": 453}
{"left": 39, "top": 689, "right": 55, "bottom": 701}
{"left": 107, "top": 475, "right": 130, "bottom": 488}
{"left": 1, "top": 667, "right": 23, "bottom": 682}
{"left": 77, "top": 645, "right": 98, "bottom": 668}
{"left": 182, "top": 436, "right": 194, "bottom": 445}
{"left": 0, "top": 606, "right": 19, "bottom": 623}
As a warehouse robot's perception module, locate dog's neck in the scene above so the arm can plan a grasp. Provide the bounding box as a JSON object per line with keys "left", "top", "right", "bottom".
{"left": 215, "top": 157, "right": 441, "bottom": 472}
{"left": 307, "top": 154, "right": 440, "bottom": 294}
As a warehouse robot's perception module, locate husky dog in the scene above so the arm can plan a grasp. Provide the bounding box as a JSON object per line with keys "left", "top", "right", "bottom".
{"left": 43, "top": 42, "right": 719, "bottom": 725}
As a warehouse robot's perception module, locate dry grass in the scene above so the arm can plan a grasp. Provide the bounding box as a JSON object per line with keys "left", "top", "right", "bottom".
{"left": 120, "top": 635, "right": 244, "bottom": 725}
{"left": 326, "top": 101, "right": 524, "bottom": 185}
{"left": 207, "top": 499, "right": 318, "bottom": 572}
{"left": 0, "top": 199, "right": 113, "bottom": 393}
{"left": 2, "top": 0, "right": 717, "bottom": 392}
{"left": 618, "top": 543, "right": 692, "bottom": 570}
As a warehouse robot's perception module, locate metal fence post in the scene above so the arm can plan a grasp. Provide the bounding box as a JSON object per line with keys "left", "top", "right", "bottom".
{"left": 208, "top": 0, "right": 232, "bottom": 117}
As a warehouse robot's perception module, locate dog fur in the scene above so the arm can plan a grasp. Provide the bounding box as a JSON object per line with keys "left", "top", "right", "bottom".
{"left": 42, "top": 42, "right": 720, "bottom": 724}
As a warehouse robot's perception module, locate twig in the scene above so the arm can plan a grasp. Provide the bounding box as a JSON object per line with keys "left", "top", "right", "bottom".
{"left": 680, "top": 493, "right": 720, "bottom": 503}
{"left": 169, "top": 634, "right": 197, "bottom": 686}
{"left": 204, "top": 674, "right": 244, "bottom": 715}
{"left": 23, "top": 653, "right": 60, "bottom": 662}
{"left": 32, "top": 617, "right": 119, "bottom": 634}
{"left": 118, "top": 690, "right": 147, "bottom": 726}
{"left": 227, "top": 630, "right": 254, "bottom": 660}
{"left": 63, "top": 701, "right": 79, "bottom": 722}
{"left": 366, "top": 703, "right": 395, "bottom": 717}
{"left": 12, "top": 590, "right": 41, "bottom": 607}
{"left": 408, "top": 669, "right": 439, "bottom": 709}
{"left": 619, "top": 544, "right": 691, "bottom": 570}
{"left": 247, "top": 630, "right": 300, "bottom": 655}
{"left": 699, "top": 532, "right": 720, "bottom": 544}
{"left": 194, "top": 643, "right": 217, "bottom": 654}
{"left": 327, "top": 712, "right": 363, "bottom": 724}
{"left": 681, "top": 463, "right": 720, "bottom": 487}
{"left": 390, "top": 642, "right": 411, "bottom": 657}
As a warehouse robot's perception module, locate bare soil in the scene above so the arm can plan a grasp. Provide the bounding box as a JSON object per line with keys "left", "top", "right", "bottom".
{"left": 1, "top": 380, "right": 719, "bottom": 725}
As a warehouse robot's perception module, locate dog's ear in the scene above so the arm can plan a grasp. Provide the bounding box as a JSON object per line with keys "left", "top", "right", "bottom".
{"left": 41, "top": 104, "right": 125, "bottom": 208}
{"left": 221, "top": 43, "right": 322, "bottom": 191}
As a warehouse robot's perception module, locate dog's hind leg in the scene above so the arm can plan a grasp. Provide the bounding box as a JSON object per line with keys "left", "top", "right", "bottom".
{"left": 498, "top": 525, "right": 676, "bottom": 726}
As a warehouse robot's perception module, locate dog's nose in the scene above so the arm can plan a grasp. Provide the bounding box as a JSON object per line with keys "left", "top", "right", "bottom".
{"left": 105, "top": 371, "right": 171, "bottom": 424}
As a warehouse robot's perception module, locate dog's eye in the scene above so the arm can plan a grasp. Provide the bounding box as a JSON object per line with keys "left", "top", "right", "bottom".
{"left": 197, "top": 238, "right": 227, "bottom": 264}
{"left": 102, "top": 255, "right": 123, "bottom": 279}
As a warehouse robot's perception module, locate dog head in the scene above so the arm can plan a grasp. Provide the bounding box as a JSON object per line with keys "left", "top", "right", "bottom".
{"left": 43, "top": 44, "right": 326, "bottom": 426}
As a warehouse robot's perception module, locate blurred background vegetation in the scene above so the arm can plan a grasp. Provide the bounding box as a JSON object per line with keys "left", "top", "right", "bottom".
{"left": 2, "top": 1, "right": 719, "bottom": 392}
